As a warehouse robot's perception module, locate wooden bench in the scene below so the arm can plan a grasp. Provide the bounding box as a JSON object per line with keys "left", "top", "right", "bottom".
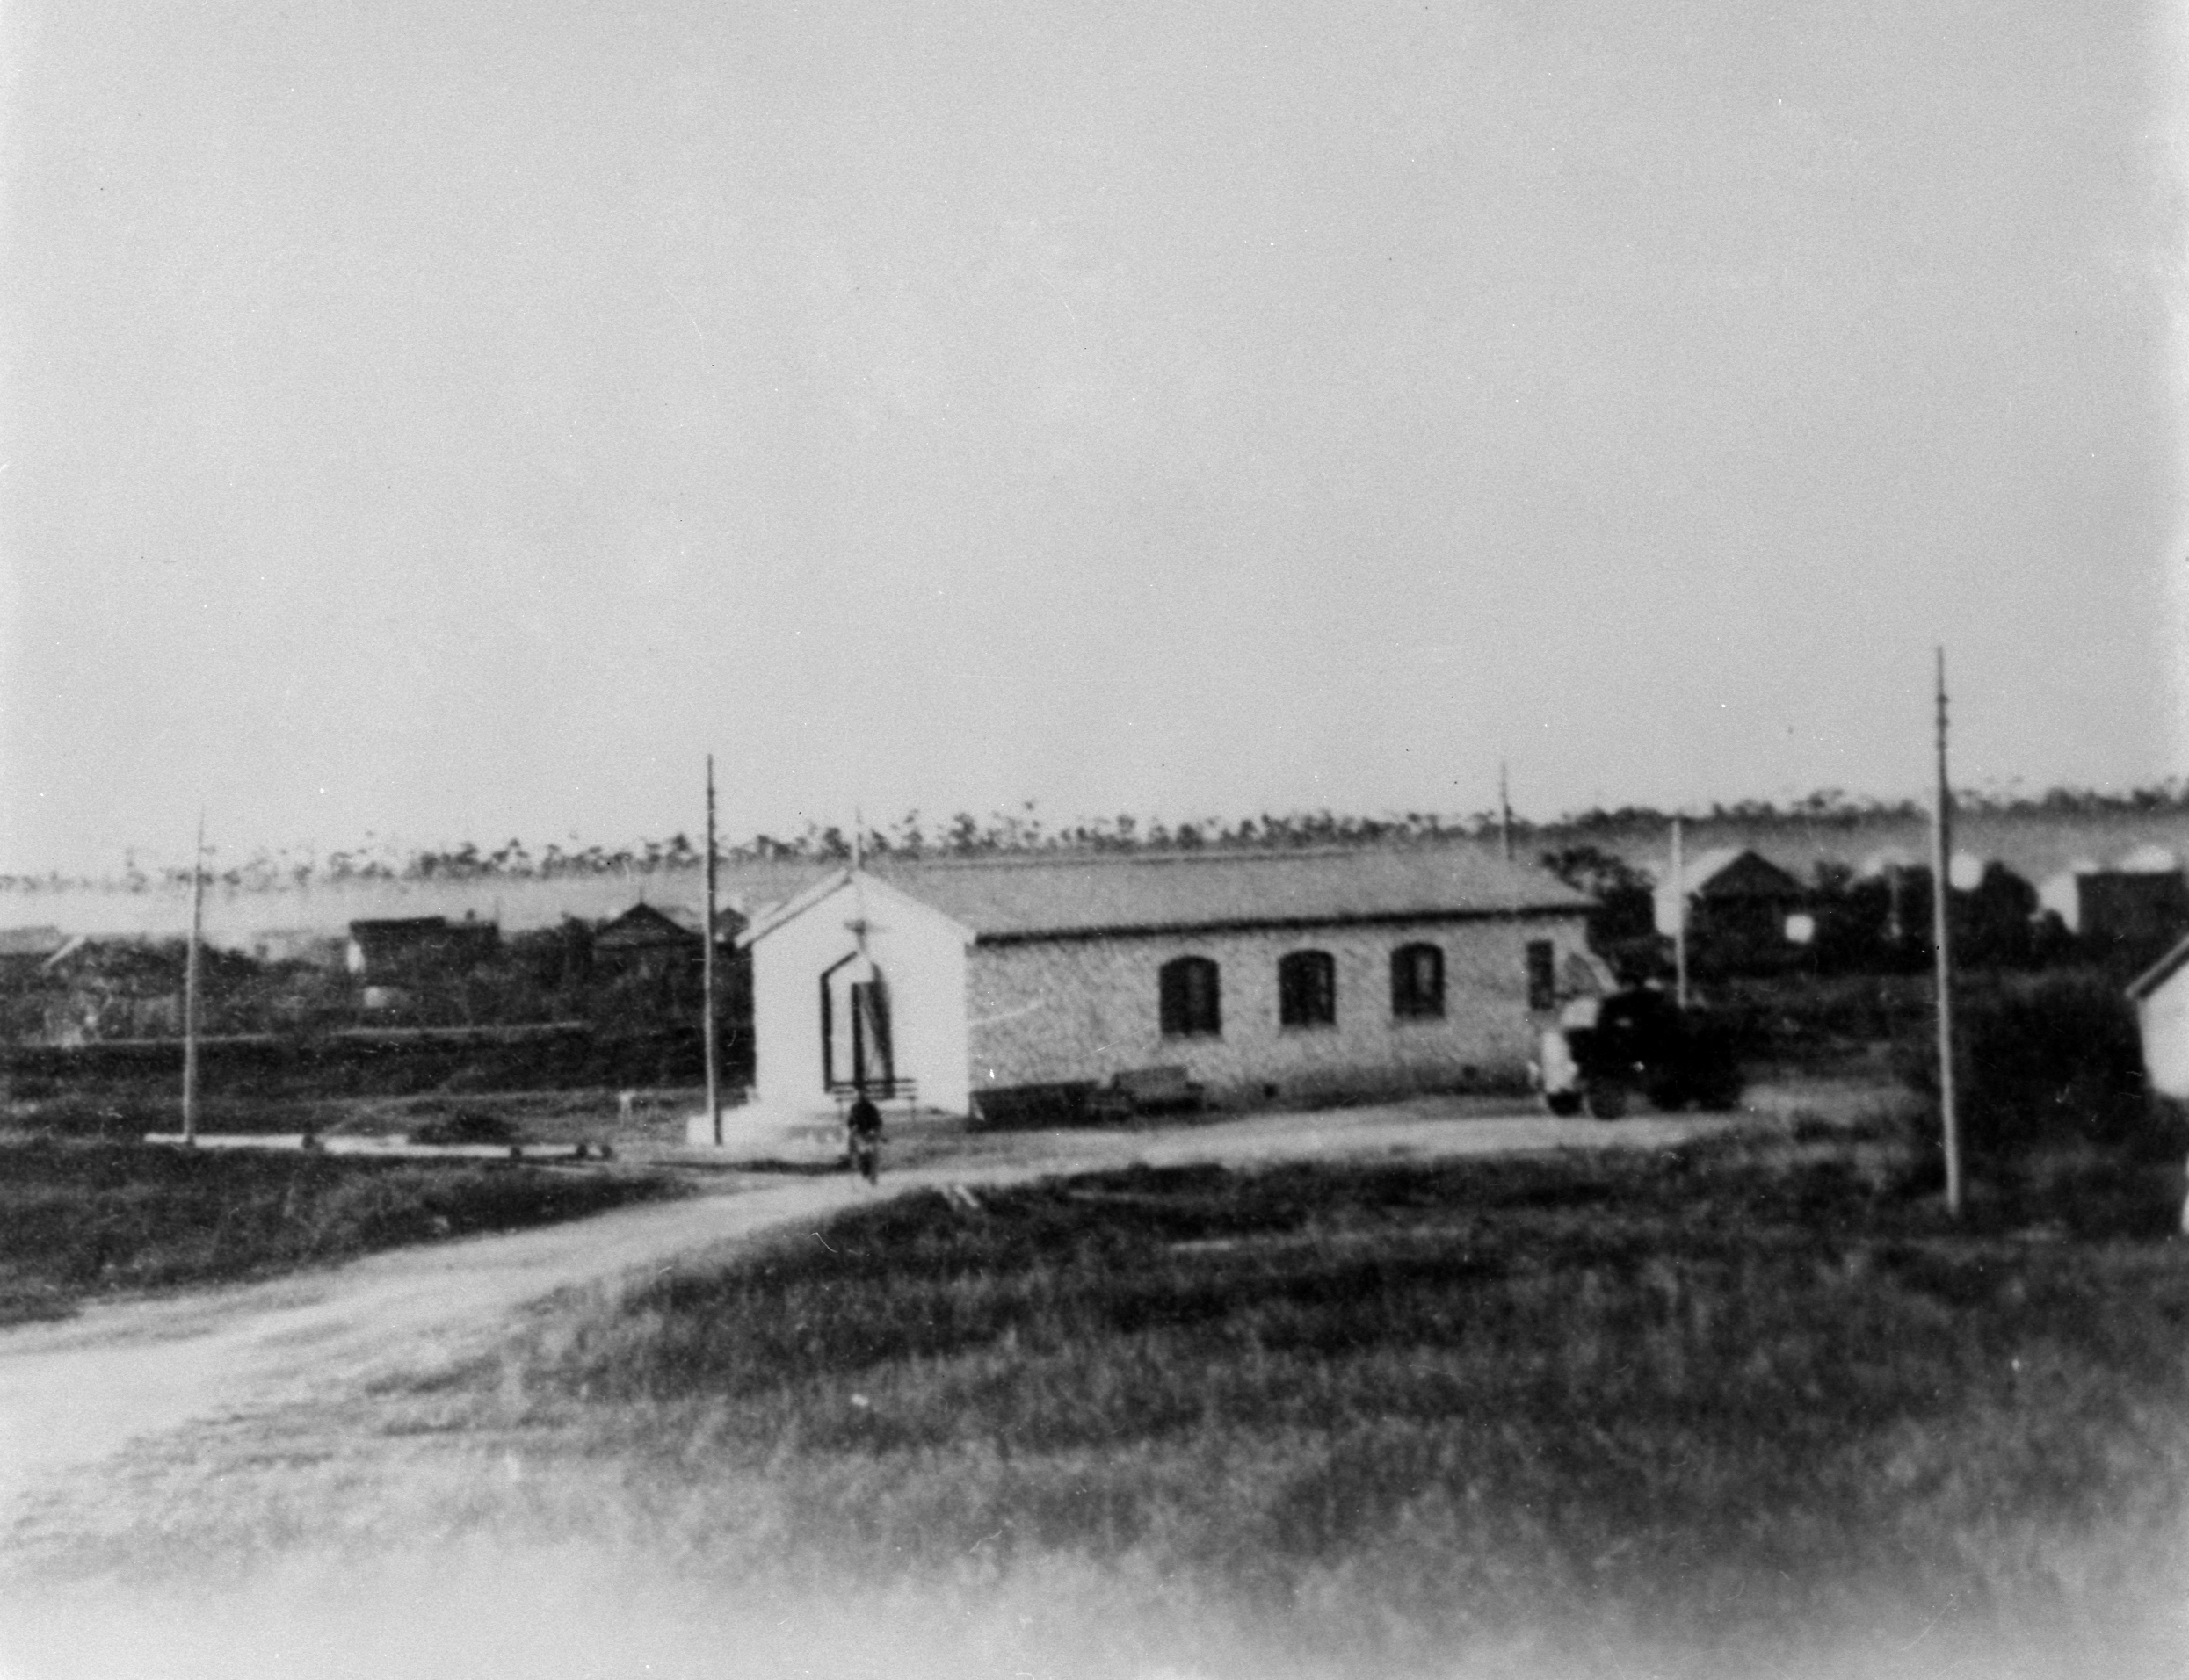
{"left": 829, "top": 1079, "right": 919, "bottom": 1118}
{"left": 969, "top": 1081, "right": 1098, "bottom": 1131}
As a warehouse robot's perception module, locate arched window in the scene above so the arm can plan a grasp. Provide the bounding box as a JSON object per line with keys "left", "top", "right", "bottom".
{"left": 1526, "top": 940, "right": 1558, "bottom": 1012}
{"left": 1390, "top": 942, "right": 1445, "bottom": 1019}
{"left": 1159, "top": 955, "right": 1221, "bottom": 1039}
{"left": 1278, "top": 950, "right": 1337, "bottom": 1028}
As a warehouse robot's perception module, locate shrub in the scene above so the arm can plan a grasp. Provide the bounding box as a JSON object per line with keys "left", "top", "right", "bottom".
{"left": 1898, "top": 973, "right": 2185, "bottom": 1168}
{"left": 409, "top": 1109, "right": 518, "bottom": 1147}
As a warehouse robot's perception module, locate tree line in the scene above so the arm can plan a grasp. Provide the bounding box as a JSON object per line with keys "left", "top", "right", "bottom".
{"left": 9, "top": 781, "right": 2189, "bottom": 894}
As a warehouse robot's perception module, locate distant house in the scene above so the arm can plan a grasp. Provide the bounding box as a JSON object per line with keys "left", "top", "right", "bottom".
{"left": 32, "top": 936, "right": 184, "bottom": 1044}
{"left": 592, "top": 902, "right": 747, "bottom": 981}
{"left": 737, "top": 846, "right": 1600, "bottom": 1123}
{"left": 593, "top": 902, "right": 699, "bottom": 968}
{"left": 243, "top": 929, "right": 348, "bottom": 968}
{"left": 344, "top": 915, "right": 501, "bottom": 981}
{"left": 2040, "top": 858, "right": 2189, "bottom": 962}
{"left": 2128, "top": 933, "right": 2189, "bottom": 1099}
{"left": 1653, "top": 848, "right": 1808, "bottom": 971}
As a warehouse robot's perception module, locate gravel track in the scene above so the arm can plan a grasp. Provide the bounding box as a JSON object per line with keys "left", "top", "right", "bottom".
{"left": 0, "top": 1100, "right": 1739, "bottom": 1556}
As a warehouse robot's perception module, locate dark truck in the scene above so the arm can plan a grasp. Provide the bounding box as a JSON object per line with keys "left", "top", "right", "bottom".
{"left": 1534, "top": 987, "right": 1743, "bottom": 1119}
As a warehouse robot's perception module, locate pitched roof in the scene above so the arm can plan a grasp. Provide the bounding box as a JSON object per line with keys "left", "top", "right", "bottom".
{"left": 1672, "top": 848, "right": 1805, "bottom": 900}
{"left": 594, "top": 902, "right": 701, "bottom": 945}
{"left": 2128, "top": 931, "right": 2189, "bottom": 1000}
{"left": 744, "top": 845, "right": 1590, "bottom": 946}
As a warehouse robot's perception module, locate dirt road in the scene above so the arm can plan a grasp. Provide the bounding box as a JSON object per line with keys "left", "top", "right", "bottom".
{"left": 0, "top": 1099, "right": 1738, "bottom": 1556}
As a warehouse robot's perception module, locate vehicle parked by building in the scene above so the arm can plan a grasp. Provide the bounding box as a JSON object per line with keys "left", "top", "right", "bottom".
{"left": 1535, "top": 986, "right": 1743, "bottom": 1119}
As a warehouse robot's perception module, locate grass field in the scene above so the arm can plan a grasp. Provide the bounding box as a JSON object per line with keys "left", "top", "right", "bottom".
{"left": 0, "top": 1140, "right": 682, "bottom": 1324}
{"left": 251, "top": 1134, "right": 2171, "bottom": 1677}
{"left": 10, "top": 1119, "right": 2184, "bottom": 1676}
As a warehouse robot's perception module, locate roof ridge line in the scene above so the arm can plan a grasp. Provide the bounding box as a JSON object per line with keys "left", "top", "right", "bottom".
{"left": 868, "top": 840, "right": 1522, "bottom": 873}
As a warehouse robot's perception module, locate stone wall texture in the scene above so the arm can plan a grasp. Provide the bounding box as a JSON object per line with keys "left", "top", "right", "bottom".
{"left": 966, "top": 912, "right": 1592, "bottom": 1104}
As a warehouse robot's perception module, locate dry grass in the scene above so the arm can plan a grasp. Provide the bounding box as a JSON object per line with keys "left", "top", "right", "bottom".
{"left": 39, "top": 1136, "right": 2185, "bottom": 1677}
{"left": 0, "top": 1139, "right": 682, "bottom": 1323}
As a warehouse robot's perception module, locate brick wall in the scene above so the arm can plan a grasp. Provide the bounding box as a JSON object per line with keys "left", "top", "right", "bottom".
{"left": 967, "top": 913, "right": 1592, "bottom": 1104}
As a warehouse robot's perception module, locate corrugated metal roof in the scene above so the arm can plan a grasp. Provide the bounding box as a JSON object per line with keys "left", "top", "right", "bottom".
{"left": 761, "top": 845, "right": 1594, "bottom": 943}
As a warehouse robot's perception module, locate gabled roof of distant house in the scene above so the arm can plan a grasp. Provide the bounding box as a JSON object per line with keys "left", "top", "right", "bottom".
{"left": 41, "top": 934, "right": 89, "bottom": 969}
{"left": 592, "top": 901, "right": 746, "bottom": 948}
{"left": 346, "top": 916, "right": 500, "bottom": 967}
{"left": 1670, "top": 848, "right": 1805, "bottom": 901}
{"left": 594, "top": 902, "right": 701, "bottom": 947}
{"left": 742, "top": 845, "right": 1591, "bottom": 948}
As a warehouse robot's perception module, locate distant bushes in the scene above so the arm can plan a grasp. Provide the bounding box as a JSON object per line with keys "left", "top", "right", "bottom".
{"left": 406, "top": 1107, "right": 518, "bottom": 1147}
{"left": 16, "top": 781, "right": 2189, "bottom": 894}
{"left": 1898, "top": 972, "right": 2186, "bottom": 1169}
{"left": 3, "top": 1025, "right": 740, "bottom": 1109}
{"left": 1713, "top": 973, "right": 1940, "bottom": 1068}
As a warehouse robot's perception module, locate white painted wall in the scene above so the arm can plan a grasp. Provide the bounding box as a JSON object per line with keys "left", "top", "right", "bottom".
{"left": 747, "top": 873, "right": 972, "bottom": 1117}
{"left": 2138, "top": 969, "right": 2189, "bottom": 1100}
{"left": 2039, "top": 867, "right": 2092, "bottom": 932}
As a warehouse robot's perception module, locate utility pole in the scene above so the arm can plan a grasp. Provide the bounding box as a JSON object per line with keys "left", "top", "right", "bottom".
{"left": 182, "top": 815, "right": 205, "bottom": 1146}
{"left": 1498, "top": 761, "right": 1513, "bottom": 863}
{"left": 702, "top": 757, "right": 721, "bottom": 1148}
{"left": 1671, "top": 814, "right": 1689, "bottom": 1010}
{"left": 1932, "top": 647, "right": 1963, "bottom": 1217}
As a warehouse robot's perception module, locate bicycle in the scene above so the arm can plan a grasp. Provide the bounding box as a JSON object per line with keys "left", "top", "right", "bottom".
{"left": 844, "top": 1094, "right": 884, "bottom": 1184}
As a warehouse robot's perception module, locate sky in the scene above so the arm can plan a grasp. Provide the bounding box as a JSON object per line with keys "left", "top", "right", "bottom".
{"left": 3, "top": 0, "right": 2185, "bottom": 874}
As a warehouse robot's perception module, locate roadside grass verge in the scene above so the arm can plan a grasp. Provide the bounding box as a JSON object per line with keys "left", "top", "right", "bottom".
{"left": 435, "top": 1140, "right": 2189, "bottom": 1675}
{"left": 2, "top": 1084, "right": 684, "bottom": 1147}
{"left": 0, "top": 1140, "right": 683, "bottom": 1325}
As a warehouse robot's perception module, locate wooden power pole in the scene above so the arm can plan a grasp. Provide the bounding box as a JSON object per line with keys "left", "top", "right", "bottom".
{"left": 1498, "top": 761, "right": 1513, "bottom": 863}
{"left": 182, "top": 815, "right": 205, "bottom": 1146}
{"left": 702, "top": 757, "right": 721, "bottom": 1147}
{"left": 1671, "top": 814, "right": 1689, "bottom": 1010}
{"left": 1932, "top": 648, "right": 1963, "bottom": 1217}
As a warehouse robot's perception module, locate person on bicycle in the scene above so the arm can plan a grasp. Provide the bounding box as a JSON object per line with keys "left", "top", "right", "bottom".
{"left": 845, "top": 1090, "right": 883, "bottom": 1181}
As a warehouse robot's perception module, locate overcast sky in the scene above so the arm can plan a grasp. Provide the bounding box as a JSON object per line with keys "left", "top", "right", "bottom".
{"left": 3, "top": 1, "right": 2184, "bottom": 873}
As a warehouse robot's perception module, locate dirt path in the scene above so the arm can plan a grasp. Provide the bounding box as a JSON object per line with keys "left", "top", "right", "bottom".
{"left": 0, "top": 1100, "right": 1737, "bottom": 1553}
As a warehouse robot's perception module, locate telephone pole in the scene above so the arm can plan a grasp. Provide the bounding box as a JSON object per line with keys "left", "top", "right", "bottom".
{"left": 182, "top": 815, "right": 205, "bottom": 1146}
{"left": 1498, "top": 761, "right": 1513, "bottom": 863}
{"left": 1671, "top": 814, "right": 1689, "bottom": 1010}
{"left": 702, "top": 757, "right": 721, "bottom": 1148}
{"left": 1932, "top": 648, "right": 1963, "bottom": 1217}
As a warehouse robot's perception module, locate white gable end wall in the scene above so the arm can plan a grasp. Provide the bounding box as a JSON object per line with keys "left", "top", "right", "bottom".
{"left": 2137, "top": 966, "right": 2189, "bottom": 1100}
{"left": 747, "top": 876, "right": 972, "bottom": 1118}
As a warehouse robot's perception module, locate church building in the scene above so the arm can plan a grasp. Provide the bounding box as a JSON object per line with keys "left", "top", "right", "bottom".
{"left": 732, "top": 845, "right": 1599, "bottom": 1126}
